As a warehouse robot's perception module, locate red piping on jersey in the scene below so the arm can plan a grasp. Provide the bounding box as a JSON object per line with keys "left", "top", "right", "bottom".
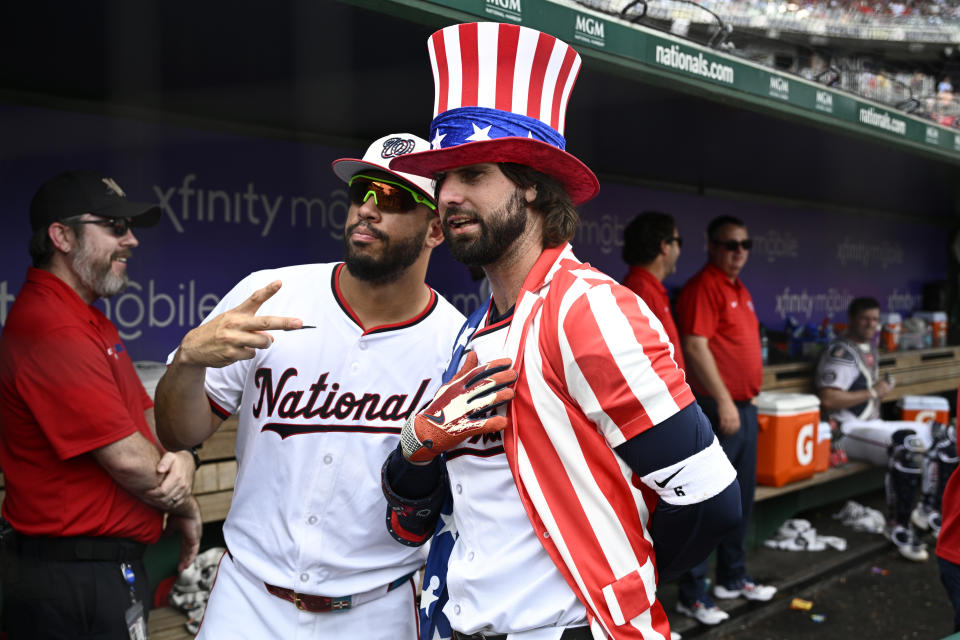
{"left": 445, "top": 445, "right": 506, "bottom": 460}
{"left": 331, "top": 263, "right": 438, "bottom": 335}
{"left": 260, "top": 423, "right": 403, "bottom": 438}
{"left": 473, "top": 298, "right": 512, "bottom": 339}
{"left": 208, "top": 395, "right": 231, "bottom": 420}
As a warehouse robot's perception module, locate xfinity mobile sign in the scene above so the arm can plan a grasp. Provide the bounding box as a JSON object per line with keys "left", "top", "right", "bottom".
{"left": 1, "top": 104, "right": 945, "bottom": 361}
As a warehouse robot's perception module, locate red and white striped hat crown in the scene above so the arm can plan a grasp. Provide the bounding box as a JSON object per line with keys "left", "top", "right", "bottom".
{"left": 391, "top": 22, "right": 599, "bottom": 205}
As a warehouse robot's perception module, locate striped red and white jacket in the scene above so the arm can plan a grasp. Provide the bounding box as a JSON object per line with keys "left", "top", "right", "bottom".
{"left": 498, "top": 243, "right": 696, "bottom": 639}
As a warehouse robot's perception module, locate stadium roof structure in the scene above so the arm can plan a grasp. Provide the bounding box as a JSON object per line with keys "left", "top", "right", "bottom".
{"left": 0, "top": 0, "right": 957, "bottom": 219}
{"left": 582, "top": 0, "right": 960, "bottom": 46}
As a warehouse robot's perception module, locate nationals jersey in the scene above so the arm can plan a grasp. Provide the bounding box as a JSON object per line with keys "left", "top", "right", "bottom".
{"left": 188, "top": 263, "right": 463, "bottom": 596}
{"left": 442, "top": 313, "right": 587, "bottom": 634}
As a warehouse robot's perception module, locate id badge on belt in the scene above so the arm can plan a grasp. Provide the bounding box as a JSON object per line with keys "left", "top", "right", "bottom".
{"left": 121, "top": 563, "right": 147, "bottom": 640}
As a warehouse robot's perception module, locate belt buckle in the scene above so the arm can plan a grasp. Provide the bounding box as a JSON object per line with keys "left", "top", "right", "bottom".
{"left": 293, "top": 593, "right": 306, "bottom": 611}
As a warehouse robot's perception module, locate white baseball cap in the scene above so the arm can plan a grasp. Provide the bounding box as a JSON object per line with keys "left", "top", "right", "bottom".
{"left": 331, "top": 133, "right": 435, "bottom": 203}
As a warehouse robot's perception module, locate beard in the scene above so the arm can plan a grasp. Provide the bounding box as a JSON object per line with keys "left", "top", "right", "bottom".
{"left": 342, "top": 221, "right": 427, "bottom": 285}
{"left": 666, "top": 255, "right": 678, "bottom": 276}
{"left": 443, "top": 188, "right": 527, "bottom": 267}
{"left": 71, "top": 233, "right": 129, "bottom": 299}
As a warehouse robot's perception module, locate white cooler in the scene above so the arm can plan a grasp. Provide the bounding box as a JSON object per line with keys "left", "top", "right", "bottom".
{"left": 897, "top": 395, "right": 950, "bottom": 425}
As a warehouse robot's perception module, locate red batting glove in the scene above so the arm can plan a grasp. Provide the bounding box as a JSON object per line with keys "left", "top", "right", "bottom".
{"left": 400, "top": 352, "right": 517, "bottom": 463}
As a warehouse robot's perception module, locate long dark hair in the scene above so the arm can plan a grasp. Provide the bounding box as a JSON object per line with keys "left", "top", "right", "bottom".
{"left": 499, "top": 163, "right": 579, "bottom": 248}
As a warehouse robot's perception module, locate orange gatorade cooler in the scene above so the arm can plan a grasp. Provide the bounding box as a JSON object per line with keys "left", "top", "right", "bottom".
{"left": 898, "top": 395, "right": 950, "bottom": 425}
{"left": 756, "top": 392, "right": 822, "bottom": 487}
{"left": 812, "top": 421, "right": 832, "bottom": 473}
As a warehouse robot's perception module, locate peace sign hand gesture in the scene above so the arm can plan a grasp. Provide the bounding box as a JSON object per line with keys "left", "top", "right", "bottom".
{"left": 177, "top": 280, "right": 302, "bottom": 368}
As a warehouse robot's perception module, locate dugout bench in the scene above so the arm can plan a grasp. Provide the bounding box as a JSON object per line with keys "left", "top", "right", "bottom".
{"left": 748, "top": 344, "right": 960, "bottom": 546}
{"left": 3, "top": 347, "right": 954, "bottom": 638}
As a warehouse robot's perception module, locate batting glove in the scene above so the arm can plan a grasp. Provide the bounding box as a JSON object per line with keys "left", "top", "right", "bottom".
{"left": 400, "top": 351, "right": 517, "bottom": 463}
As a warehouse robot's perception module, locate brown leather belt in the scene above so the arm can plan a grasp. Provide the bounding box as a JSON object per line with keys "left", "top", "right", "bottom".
{"left": 264, "top": 571, "right": 416, "bottom": 612}
{"left": 265, "top": 584, "right": 352, "bottom": 612}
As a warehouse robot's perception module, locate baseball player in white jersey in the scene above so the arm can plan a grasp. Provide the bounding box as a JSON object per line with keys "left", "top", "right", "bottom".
{"left": 815, "top": 297, "right": 932, "bottom": 562}
{"left": 380, "top": 23, "right": 742, "bottom": 640}
{"left": 154, "top": 133, "right": 513, "bottom": 639}
{"left": 815, "top": 297, "right": 892, "bottom": 424}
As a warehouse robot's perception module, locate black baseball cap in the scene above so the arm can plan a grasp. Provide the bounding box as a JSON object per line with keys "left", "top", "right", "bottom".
{"left": 29, "top": 170, "right": 162, "bottom": 233}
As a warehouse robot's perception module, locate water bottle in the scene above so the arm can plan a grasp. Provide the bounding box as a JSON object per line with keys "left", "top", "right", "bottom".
{"left": 760, "top": 325, "right": 769, "bottom": 364}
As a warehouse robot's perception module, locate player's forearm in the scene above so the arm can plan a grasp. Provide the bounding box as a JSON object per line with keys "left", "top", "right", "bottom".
{"left": 682, "top": 336, "right": 733, "bottom": 404}
{"left": 144, "top": 408, "right": 186, "bottom": 461}
{"left": 386, "top": 445, "right": 444, "bottom": 496}
{"left": 818, "top": 387, "right": 873, "bottom": 411}
{"left": 382, "top": 446, "right": 446, "bottom": 547}
{"left": 650, "top": 481, "right": 741, "bottom": 582}
{"left": 155, "top": 355, "right": 220, "bottom": 450}
{"left": 615, "top": 403, "right": 741, "bottom": 581}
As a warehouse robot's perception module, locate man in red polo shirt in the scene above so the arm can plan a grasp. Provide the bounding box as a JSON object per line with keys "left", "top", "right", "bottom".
{"left": 673, "top": 215, "right": 775, "bottom": 625}
{"left": 621, "top": 210, "right": 685, "bottom": 371}
{"left": 0, "top": 170, "right": 202, "bottom": 639}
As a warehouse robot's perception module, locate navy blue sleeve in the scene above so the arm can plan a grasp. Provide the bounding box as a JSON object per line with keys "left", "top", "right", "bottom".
{"left": 381, "top": 446, "right": 446, "bottom": 547}
{"left": 614, "top": 402, "right": 741, "bottom": 582}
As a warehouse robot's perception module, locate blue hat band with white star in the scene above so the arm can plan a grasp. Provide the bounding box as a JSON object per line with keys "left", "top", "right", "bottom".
{"left": 429, "top": 106, "right": 567, "bottom": 151}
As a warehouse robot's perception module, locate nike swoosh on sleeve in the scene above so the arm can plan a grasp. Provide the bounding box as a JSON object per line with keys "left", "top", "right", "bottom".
{"left": 654, "top": 466, "right": 685, "bottom": 489}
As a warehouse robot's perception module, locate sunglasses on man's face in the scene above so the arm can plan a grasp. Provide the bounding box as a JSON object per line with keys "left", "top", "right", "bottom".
{"left": 74, "top": 217, "right": 132, "bottom": 237}
{"left": 714, "top": 238, "right": 753, "bottom": 251}
{"left": 667, "top": 235, "right": 683, "bottom": 248}
{"left": 348, "top": 174, "right": 436, "bottom": 214}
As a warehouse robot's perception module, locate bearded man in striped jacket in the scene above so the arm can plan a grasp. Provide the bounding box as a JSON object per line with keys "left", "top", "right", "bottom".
{"left": 381, "top": 22, "right": 742, "bottom": 640}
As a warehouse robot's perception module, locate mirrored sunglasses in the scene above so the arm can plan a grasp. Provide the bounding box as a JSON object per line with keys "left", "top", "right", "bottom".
{"left": 715, "top": 238, "right": 753, "bottom": 251}
{"left": 348, "top": 174, "right": 436, "bottom": 213}
{"left": 74, "top": 217, "right": 132, "bottom": 237}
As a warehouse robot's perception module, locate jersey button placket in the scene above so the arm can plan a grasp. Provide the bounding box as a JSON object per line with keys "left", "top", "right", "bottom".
{"left": 349, "top": 339, "right": 367, "bottom": 376}
{"left": 304, "top": 434, "right": 343, "bottom": 571}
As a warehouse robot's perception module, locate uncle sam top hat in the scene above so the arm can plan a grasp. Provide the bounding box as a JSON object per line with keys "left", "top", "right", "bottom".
{"left": 390, "top": 22, "right": 599, "bottom": 205}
